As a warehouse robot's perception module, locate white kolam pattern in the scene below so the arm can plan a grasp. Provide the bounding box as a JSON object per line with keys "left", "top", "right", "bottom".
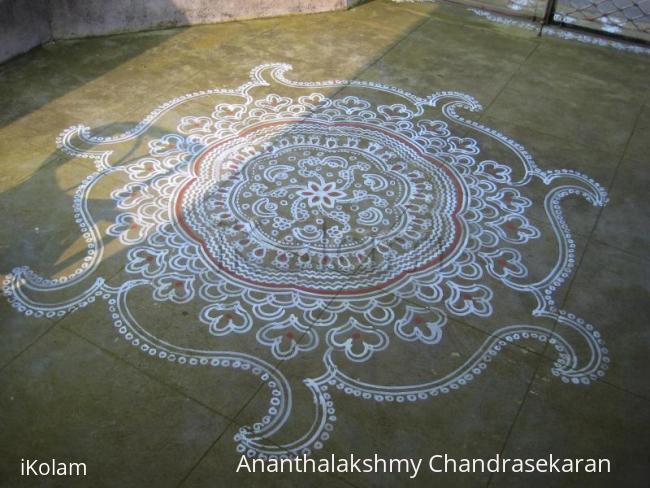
{"left": 3, "top": 63, "right": 610, "bottom": 459}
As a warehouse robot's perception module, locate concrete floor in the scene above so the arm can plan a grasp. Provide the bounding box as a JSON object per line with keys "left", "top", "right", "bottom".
{"left": 0, "top": 1, "right": 649, "bottom": 486}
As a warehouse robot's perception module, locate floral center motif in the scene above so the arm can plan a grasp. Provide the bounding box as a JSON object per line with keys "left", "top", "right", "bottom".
{"left": 226, "top": 148, "right": 411, "bottom": 255}
{"left": 298, "top": 179, "right": 346, "bottom": 209}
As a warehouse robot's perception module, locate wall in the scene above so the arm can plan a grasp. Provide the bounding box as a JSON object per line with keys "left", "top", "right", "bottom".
{"left": 0, "top": 0, "right": 51, "bottom": 63}
{"left": 48, "top": 0, "right": 352, "bottom": 39}
{"left": 0, "top": 0, "right": 362, "bottom": 63}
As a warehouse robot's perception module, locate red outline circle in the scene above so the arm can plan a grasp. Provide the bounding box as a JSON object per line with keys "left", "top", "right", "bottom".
{"left": 175, "top": 119, "right": 466, "bottom": 296}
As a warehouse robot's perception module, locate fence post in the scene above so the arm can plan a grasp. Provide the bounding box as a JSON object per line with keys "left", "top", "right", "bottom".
{"left": 541, "top": 0, "right": 556, "bottom": 27}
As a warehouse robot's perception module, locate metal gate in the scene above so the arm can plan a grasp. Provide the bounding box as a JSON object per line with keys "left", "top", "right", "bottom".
{"left": 439, "top": 0, "right": 649, "bottom": 42}
{"left": 550, "top": 0, "right": 650, "bottom": 42}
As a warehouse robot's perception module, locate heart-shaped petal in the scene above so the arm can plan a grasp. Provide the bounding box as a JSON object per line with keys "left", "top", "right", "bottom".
{"left": 488, "top": 188, "right": 531, "bottom": 213}
{"left": 178, "top": 116, "right": 212, "bottom": 134}
{"left": 417, "top": 119, "right": 450, "bottom": 137}
{"left": 152, "top": 273, "right": 194, "bottom": 304}
{"left": 481, "top": 248, "right": 528, "bottom": 280}
{"left": 200, "top": 302, "right": 252, "bottom": 336}
{"left": 448, "top": 136, "right": 479, "bottom": 155}
{"left": 107, "top": 213, "right": 150, "bottom": 245}
{"left": 327, "top": 318, "right": 388, "bottom": 362}
{"left": 475, "top": 160, "right": 512, "bottom": 183}
{"left": 212, "top": 103, "right": 246, "bottom": 120}
{"left": 395, "top": 305, "right": 447, "bottom": 344}
{"left": 256, "top": 315, "right": 318, "bottom": 360}
{"left": 125, "top": 158, "right": 165, "bottom": 181}
{"left": 298, "top": 93, "right": 331, "bottom": 110}
{"left": 378, "top": 103, "right": 414, "bottom": 120}
{"left": 490, "top": 215, "right": 540, "bottom": 244}
{"left": 149, "top": 134, "right": 185, "bottom": 156}
{"left": 125, "top": 247, "right": 167, "bottom": 278}
{"left": 112, "top": 182, "right": 150, "bottom": 209}
{"left": 333, "top": 96, "right": 370, "bottom": 115}
{"left": 255, "top": 94, "right": 292, "bottom": 112}
{"left": 446, "top": 282, "right": 493, "bottom": 317}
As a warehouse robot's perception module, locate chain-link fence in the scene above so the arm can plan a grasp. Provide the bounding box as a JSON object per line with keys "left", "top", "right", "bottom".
{"left": 553, "top": 0, "right": 650, "bottom": 42}
{"left": 402, "top": 0, "right": 650, "bottom": 42}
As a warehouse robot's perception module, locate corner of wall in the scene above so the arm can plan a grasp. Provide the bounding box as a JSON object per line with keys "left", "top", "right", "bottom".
{"left": 0, "top": 0, "right": 362, "bottom": 65}
{"left": 0, "top": 0, "right": 52, "bottom": 63}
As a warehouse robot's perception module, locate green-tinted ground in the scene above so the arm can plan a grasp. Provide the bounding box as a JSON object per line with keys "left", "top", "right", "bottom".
{"left": 0, "top": 1, "right": 649, "bottom": 487}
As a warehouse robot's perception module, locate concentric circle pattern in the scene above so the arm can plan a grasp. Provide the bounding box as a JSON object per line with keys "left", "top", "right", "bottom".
{"left": 179, "top": 120, "right": 465, "bottom": 294}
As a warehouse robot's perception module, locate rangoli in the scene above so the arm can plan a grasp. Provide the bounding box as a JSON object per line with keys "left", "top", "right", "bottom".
{"left": 3, "top": 63, "right": 610, "bottom": 458}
